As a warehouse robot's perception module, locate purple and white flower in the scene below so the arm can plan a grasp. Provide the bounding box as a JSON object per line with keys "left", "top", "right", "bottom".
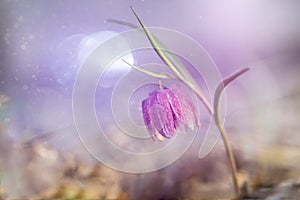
{"left": 142, "top": 86, "right": 200, "bottom": 141}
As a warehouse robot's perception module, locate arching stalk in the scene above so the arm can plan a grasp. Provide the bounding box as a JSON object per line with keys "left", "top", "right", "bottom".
{"left": 128, "top": 7, "right": 250, "bottom": 197}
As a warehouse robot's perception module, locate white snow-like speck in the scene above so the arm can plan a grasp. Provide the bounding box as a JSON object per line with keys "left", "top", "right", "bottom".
{"left": 18, "top": 16, "right": 24, "bottom": 23}
{"left": 29, "top": 34, "right": 35, "bottom": 40}
{"left": 21, "top": 43, "right": 27, "bottom": 50}
{"left": 14, "top": 23, "right": 19, "bottom": 29}
{"left": 23, "top": 85, "right": 29, "bottom": 90}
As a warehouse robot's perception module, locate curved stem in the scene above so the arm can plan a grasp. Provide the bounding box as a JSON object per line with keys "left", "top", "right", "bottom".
{"left": 130, "top": 6, "right": 213, "bottom": 115}
{"left": 130, "top": 7, "right": 244, "bottom": 197}
{"left": 189, "top": 81, "right": 239, "bottom": 196}
{"left": 211, "top": 68, "right": 249, "bottom": 196}
{"left": 215, "top": 105, "right": 239, "bottom": 196}
{"left": 184, "top": 68, "right": 250, "bottom": 196}
{"left": 180, "top": 78, "right": 214, "bottom": 115}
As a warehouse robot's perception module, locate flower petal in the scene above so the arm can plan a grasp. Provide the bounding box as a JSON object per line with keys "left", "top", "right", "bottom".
{"left": 173, "top": 88, "right": 200, "bottom": 131}
{"left": 166, "top": 89, "right": 184, "bottom": 127}
{"left": 151, "top": 90, "right": 175, "bottom": 138}
{"left": 142, "top": 98, "right": 158, "bottom": 140}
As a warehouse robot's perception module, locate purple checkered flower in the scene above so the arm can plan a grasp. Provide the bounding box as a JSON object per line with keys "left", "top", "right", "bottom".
{"left": 142, "top": 87, "right": 200, "bottom": 141}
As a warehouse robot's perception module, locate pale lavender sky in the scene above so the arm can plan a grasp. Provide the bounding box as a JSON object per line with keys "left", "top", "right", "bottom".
{"left": 1, "top": 0, "right": 299, "bottom": 86}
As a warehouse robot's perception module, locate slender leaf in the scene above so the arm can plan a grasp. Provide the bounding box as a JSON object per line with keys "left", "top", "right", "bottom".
{"left": 122, "top": 59, "right": 172, "bottom": 79}
{"left": 106, "top": 19, "right": 139, "bottom": 29}
{"left": 130, "top": 6, "right": 184, "bottom": 79}
{"left": 106, "top": 18, "right": 200, "bottom": 94}
{"left": 214, "top": 68, "right": 250, "bottom": 122}
{"left": 109, "top": 7, "right": 214, "bottom": 114}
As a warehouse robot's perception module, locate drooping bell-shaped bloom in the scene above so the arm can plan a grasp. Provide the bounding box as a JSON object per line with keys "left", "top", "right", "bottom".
{"left": 142, "top": 86, "right": 200, "bottom": 141}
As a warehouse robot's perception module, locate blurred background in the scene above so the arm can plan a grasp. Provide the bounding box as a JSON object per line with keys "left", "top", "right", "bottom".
{"left": 0, "top": 0, "right": 300, "bottom": 199}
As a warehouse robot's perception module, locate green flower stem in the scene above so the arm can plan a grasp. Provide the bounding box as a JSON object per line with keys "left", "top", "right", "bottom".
{"left": 130, "top": 7, "right": 250, "bottom": 197}
{"left": 130, "top": 7, "right": 183, "bottom": 80}
{"left": 188, "top": 73, "right": 240, "bottom": 196}
{"left": 126, "top": 58, "right": 242, "bottom": 197}
{"left": 107, "top": 18, "right": 202, "bottom": 95}
{"left": 215, "top": 101, "right": 239, "bottom": 196}
{"left": 181, "top": 78, "right": 214, "bottom": 115}
{"left": 186, "top": 70, "right": 245, "bottom": 196}
{"left": 130, "top": 6, "right": 214, "bottom": 115}
{"left": 123, "top": 60, "right": 213, "bottom": 116}
{"left": 212, "top": 68, "right": 249, "bottom": 196}
{"left": 122, "top": 59, "right": 173, "bottom": 79}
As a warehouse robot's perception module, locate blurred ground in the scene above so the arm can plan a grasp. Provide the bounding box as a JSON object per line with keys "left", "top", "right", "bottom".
{"left": 0, "top": 71, "right": 300, "bottom": 199}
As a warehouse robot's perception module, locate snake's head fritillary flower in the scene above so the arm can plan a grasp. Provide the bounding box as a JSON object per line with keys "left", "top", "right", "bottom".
{"left": 142, "top": 86, "right": 200, "bottom": 141}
